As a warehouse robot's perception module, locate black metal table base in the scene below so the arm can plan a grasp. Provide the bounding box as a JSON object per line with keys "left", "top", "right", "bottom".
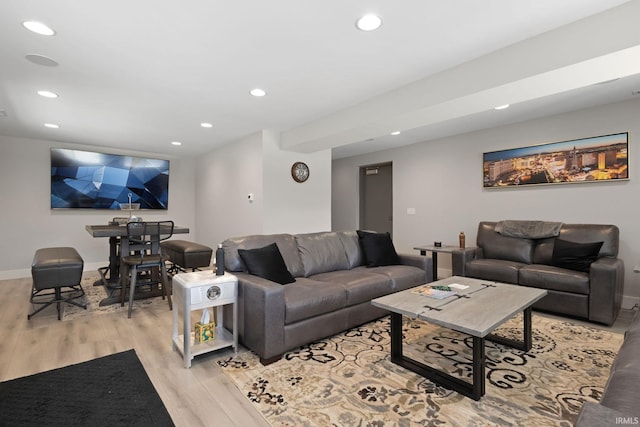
{"left": 93, "top": 268, "right": 166, "bottom": 307}
{"left": 389, "top": 307, "right": 533, "bottom": 400}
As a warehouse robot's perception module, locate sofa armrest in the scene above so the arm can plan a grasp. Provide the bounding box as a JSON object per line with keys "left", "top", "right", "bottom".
{"left": 451, "top": 248, "right": 480, "bottom": 276}
{"left": 398, "top": 253, "right": 433, "bottom": 283}
{"left": 589, "top": 257, "right": 625, "bottom": 325}
{"left": 574, "top": 401, "right": 635, "bottom": 426}
{"left": 234, "top": 272, "right": 286, "bottom": 361}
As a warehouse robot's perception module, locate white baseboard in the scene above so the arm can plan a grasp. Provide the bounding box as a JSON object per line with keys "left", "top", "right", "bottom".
{"left": 622, "top": 296, "right": 640, "bottom": 310}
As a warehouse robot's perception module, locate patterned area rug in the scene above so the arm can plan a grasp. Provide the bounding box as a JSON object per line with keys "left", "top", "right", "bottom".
{"left": 57, "top": 273, "right": 170, "bottom": 321}
{"left": 218, "top": 314, "right": 622, "bottom": 426}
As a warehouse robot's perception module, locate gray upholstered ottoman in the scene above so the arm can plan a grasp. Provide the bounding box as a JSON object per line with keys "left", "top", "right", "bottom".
{"left": 161, "top": 240, "right": 212, "bottom": 273}
{"left": 29, "top": 247, "right": 86, "bottom": 320}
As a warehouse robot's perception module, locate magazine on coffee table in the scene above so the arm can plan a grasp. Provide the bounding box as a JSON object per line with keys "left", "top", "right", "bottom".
{"left": 411, "top": 285, "right": 457, "bottom": 299}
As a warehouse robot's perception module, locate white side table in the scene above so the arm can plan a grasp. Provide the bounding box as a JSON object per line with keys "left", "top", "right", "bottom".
{"left": 172, "top": 271, "right": 238, "bottom": 368}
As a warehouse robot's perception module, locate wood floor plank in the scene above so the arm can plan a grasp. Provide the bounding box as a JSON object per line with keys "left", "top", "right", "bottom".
{"left": 0, "top": 275, "right": 269, "bottom": 427}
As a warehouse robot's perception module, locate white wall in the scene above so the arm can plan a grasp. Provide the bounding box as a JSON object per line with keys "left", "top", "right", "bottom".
{"left": 194, "top": 130, "right": 332, "bottom": 248}
{"left": 195, "top": 131, "right": 264, "bottom": 247}
{"left": 0, "top": 135, "right": 196, "bottom": 279}
{"left": 333, "top": 97, "right": 640, "bottom": 307}
{"left": 263, "top": 130, "right": 332, "bottom": 234}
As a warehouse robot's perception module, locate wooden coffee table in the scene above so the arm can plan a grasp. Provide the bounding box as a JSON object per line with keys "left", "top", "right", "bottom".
{"left": 372, "top": 276, "right": 547, "bottom": 400}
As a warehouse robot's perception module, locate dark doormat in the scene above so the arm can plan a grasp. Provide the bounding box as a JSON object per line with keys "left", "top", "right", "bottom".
{"left": 0, "top": 349, "right": 174, "bottom": 427}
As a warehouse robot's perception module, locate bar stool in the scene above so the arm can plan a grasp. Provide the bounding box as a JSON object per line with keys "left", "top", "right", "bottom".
{"left": 121, "top": 221, "right": 174, "bottom": 318}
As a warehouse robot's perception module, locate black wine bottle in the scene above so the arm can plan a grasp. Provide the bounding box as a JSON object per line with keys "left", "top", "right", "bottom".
{"left": 215, "top": 244, "right": 224, "bottom": 275}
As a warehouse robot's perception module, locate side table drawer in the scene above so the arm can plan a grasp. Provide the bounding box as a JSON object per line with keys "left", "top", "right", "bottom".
{"left": 190, "top": 279, "right": 236, "bottom": 306}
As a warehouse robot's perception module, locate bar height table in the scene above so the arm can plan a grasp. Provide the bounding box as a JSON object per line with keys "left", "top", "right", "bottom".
{"left": 86, "top": 223, "right": 190, "bottom": 305}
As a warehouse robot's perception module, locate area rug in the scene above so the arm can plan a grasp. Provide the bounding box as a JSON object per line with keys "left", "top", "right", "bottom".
{"left": 217, "top": 315, "right": 622, "bottom": 426}
{"left": 59, "top": 273, "right": 170, "bottom": 321}
{"left": 0, "top": 349, "right": 174, "bottom": 426}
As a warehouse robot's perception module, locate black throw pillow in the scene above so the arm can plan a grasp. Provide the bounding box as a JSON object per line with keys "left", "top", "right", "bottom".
{"left": 238, "top": 243, "right": 296, "bottom": 285}
{"left": 551, "top": 238, "right": 603, "bottom": 272}
{"left": 356, "top": 230, "right": 400, "bottom": 267}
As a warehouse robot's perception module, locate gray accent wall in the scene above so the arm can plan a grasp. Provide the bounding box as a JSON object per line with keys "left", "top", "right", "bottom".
{"left": 0, "top": 136, "right": 196, "bottom": 279}
{"left": 332, "top": 97, "right": 640, "bottom": 308}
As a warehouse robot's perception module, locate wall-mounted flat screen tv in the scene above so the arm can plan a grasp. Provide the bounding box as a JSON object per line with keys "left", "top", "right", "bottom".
{"left": 51, "top": 148, "right": 169, "bottom": 209}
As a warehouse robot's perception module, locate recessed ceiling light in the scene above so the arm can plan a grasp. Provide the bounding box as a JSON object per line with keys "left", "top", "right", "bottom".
{"left": 390, "top": 131, "right": 401, "bottom": 136}
{"left": 356, "top": 14, "right": 382, "bottom": 31}
{"left": 44, "top": 123, "right": 59, "bottom": 128}
{"left": 25, "top": 54, "right": 59, "bottom": 67}
{"left": 171, "top": 141, "right": 182, "bottom": 146}
{"left": 22, "top": 21, "right": 56, "bottom": 36}
{"left": 250, "top": 88, "right": 266, "bottom": 97}
{"left": 494, "top": 104, "right": 510, "bottom": 110}
{"left": 38, "top": 90, "right": 58, "bottom": 98}
{"left": 200, "top": 122, "right": 213, "bottom": 128}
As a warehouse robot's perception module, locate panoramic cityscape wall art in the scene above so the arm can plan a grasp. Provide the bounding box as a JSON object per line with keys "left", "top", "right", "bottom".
{"left": 483, "top": 132, "right": 628, "bottom": 188}
{"left": 51, "top": 148, "right": 169, "bottom": 209}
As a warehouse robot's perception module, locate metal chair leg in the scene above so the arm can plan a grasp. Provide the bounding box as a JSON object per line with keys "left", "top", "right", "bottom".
{"left": 161, "top": 262, "right": 172, "bottom": 311}
{"left": 128, "top": 265, "right": 138, "bottom": 318}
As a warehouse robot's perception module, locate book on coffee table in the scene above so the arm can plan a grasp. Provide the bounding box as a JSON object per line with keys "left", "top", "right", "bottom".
{"left": 411, "top": 285, "right": 457, "bottom": 299}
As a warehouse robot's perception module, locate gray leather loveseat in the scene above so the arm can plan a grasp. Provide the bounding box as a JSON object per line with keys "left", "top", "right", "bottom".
{"left": 222, "top": 231, "right": 431, "bottom": 364}
{"left": 452, "top": 221, "right": 624, "bottom": 325}
{"left": 575, "top": 308, "right": 640, "bottom": 425}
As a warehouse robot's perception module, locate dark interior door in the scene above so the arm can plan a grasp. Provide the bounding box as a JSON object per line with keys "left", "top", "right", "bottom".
{"left": 359, "top": 163, "right": 393, "bottom": 236}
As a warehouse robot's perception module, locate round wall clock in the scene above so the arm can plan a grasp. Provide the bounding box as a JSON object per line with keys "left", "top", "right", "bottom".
{"left": 291, "top": 161, "right": 310, "bottom": 183}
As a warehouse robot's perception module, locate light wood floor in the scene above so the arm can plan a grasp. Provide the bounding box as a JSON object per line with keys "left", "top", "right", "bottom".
{"left": 0, "top": 275, "right": 270, "bottom": 427}
{"left": 1, "top": 275, "right": 635, "bottom": 426}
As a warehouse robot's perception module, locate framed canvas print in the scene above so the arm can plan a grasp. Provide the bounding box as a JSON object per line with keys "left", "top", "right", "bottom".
{"left": 51, "top": 148, "right": 170, "bottom": 209}
{"left": 483, "top": 132, "right": 628, "bottom": 188}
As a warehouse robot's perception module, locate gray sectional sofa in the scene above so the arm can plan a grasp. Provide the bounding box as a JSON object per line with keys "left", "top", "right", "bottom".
{"left": 221, "top": 231, "right": 431, "bottom": 364}
{"left": 575, "top": 309, "right": 640, "bottom": 425}
{"left": 452, "top": 221, "right": 624, "bottom": 325}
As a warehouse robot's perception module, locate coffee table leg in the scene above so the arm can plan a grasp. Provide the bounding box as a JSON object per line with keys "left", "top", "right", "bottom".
{"left": 388, "top": 313, "right": 486, "bottom": 401}
{"left": 486, "top": 307, "right": 533, "bottom": 352}
{"left": 472, "top": 336, "right": 485, "bottom": 400}
{"left": 390, "top": 312, "right": 403, "bottom": 361}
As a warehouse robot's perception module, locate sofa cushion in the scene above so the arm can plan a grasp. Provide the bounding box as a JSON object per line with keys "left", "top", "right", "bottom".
{"left": 465, "top": 258, "right": 523, "bottom": 284}
{"left": 558, "top": 224, "right": 619, "bottom": 257}
{"left": 519, "top": 264, "right": 589, "bottom": 294}
{"left": 310, "top": 270, "right": 393, "bottom": 306}
{"left": 337, "top": 231, "right": 363, "bottom": 269}
{"left": 361, "top": 265, "right": 427, "bottom": 292}
{"left": 551, "top": 238, "right": 603, "bottom": 272}
{"left": 238, "top": 243, "right": 296, "bottom": 285}
{"left": 283, "top": 279, "right": 347, "bottom": 324}
{"left": 477, "top": 221, "right": 534, "bottom": 264}
{"left": 356, "top": 230, "right": 400, "bottom": 267}
{"left": 295, "top": 232, "right": 350, "bottom": 277}
{"left": 223, "top": 234, "right": 305, "bottom": 277}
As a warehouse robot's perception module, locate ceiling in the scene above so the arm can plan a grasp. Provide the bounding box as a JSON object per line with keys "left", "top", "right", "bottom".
{"left": 1, "top": 1, "right": 639, "bottom": 160}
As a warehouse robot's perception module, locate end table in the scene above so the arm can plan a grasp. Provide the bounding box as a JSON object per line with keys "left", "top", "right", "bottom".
{"left": 414, "top": 245, "right": 464, "bottom": 281}
{"left": 172, "top": 271, "right": 238, "bottom": 368}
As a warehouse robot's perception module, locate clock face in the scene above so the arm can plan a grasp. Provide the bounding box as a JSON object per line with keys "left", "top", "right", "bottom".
{"left": 291, "top": 162, "right": 309, "bottom": 183}
{"left": 206, "top": 286, "right": 221, "bottom": 300}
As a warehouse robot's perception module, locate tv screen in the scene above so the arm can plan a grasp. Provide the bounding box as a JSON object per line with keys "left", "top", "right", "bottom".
{"left": 51, "top": 148, "right": 169, "bottom": 209}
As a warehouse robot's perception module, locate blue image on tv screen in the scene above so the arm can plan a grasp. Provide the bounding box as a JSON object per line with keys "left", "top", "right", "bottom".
{"left": 51, "top": 148, "right": 169, "bottom": 209}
